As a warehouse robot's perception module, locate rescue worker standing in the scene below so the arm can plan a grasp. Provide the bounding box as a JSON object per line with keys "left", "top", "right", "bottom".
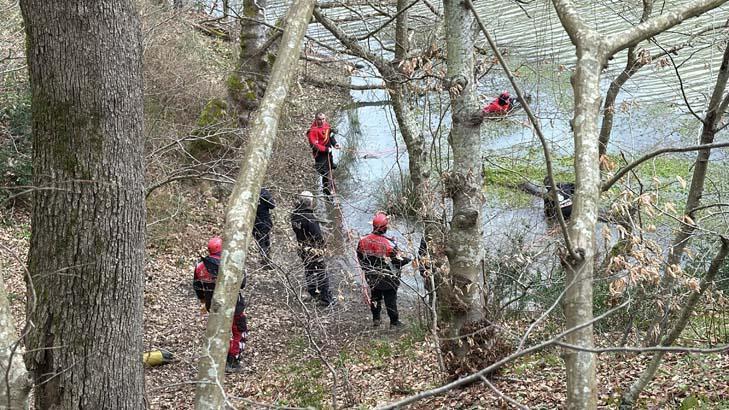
{"left": 307, "top": 112, "right": 340, "bottom": 196}
{"left": 253, "top": 187, "right": 276, "bottom": 269}
{"left": 193, "top": 236, "right": 249, "bottom": 373}
{"left": 291, "top": 191, "right": 333, "bottom": 306}
{"left": 357, "top": 212, "right": 411, "bottom": 328}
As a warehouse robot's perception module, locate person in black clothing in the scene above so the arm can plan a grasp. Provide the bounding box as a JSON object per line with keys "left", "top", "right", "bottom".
{"left": 357, "top": 212, "right": 411, "bottom": 328}
{"left": 543, "top": 176, "right": 575, "bottom": 220}
{"left": 254, "top": 187, "right": 276, "bottom": 269}
{"left": 290, "top": 191, "right": 333, "bottom": 306}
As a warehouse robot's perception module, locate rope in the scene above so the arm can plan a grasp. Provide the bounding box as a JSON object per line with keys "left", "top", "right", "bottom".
{"left": 326, "top": 146, "right": 372, "bottom": 306}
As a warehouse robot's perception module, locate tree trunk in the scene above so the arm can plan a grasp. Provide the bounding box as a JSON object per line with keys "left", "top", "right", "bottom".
{"left": 0, "top": 277, "right": 30, "bottom": 409}
{"left": 666, "top": 43, "right": 729, "bottom": 269}
{"left": 194, "top": 0, "right": 315, "bottom": 407}
{"left": 562, "top": 40, "right": 604, "bottom": 410}
{"left": 19, "top": 0, "right": 146, "bottom": 408}
{"left": 443, "top": 0, "right": 484, "bottom": 337}
{"left": 229, "top": 0, "right": 271, "bottom": 126}
{"left": 598, "top": 0, "right": 653, "bottom": 161}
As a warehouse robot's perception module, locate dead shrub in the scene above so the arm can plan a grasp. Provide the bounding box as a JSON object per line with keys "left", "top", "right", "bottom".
{"left": 441, "top": 319, "right": 515, "bottom": 381}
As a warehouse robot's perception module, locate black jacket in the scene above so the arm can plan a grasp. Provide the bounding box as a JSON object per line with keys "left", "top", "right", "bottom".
{"left": 291, "top": 204, "right": 325, "bottom": 259}
{"left": 255, "top": 188, "right": 276, "bottom": 229}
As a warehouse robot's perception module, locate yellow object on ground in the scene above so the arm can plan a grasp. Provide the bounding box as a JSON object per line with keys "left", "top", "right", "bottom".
{"left": 142, "top": 349, "right": 174, "bottom": 366}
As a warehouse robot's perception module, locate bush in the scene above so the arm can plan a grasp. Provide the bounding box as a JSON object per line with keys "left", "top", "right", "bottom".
{"left": 0, "top": 84, "right": 33, "bottom": 205}
{"left": 441, "top": 319, "right": 514, "bottom": 381}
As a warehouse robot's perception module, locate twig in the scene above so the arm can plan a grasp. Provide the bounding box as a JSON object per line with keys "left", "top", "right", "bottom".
{"left": 601, "top": 141, "right": 729, "bottom": 192}
{"left": 479, "top": 375, "right": 529, "bottom": 410}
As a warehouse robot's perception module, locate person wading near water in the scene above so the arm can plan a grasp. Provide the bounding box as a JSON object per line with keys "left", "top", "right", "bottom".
{"left": 254, "top": 187, "right": 276, "bottom": 269}
{"left": 483, "top": 90, "right": 515, "bottom": 116}
{"left": 193, "top": 236, "right": 249, "bottom": 373}
{"left": 357, "top": 212, "right": 411, "bottom": 328}
{"left": 307, "top": 112, "right": 340, "bottom": 196}
{"left": 291, "top": 191, "right": 334, "bottom": 306}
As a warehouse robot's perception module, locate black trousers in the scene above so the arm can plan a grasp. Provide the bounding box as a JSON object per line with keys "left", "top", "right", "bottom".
{"left": 314, "top": 158, "right": 335, "bottom": 195}
{"left": 304, "top": 258, "right": 331, "bottom": 303}
{"left": 253, "top": 224, "right": 272, "bottom": 260}
{"left": 370, "top": 288, "right": 398, "bottom": 324}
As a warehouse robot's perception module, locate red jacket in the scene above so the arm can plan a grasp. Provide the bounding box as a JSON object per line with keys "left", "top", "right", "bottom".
{"left": 194, "top": 253, "right": 220, "bottom": 283}
{"left": 483, "top": 93, "right": 513, "bottom": 115}
{"left": 357, "top": 233, "right": 400, "bottom": 290}
{"left": 307, "top": 120, "right": 336, "bottom": 160}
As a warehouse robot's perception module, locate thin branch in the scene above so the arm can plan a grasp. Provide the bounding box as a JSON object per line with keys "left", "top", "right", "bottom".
{"left": 601, "top": 141, "right": 729, "bottom": 191}
{"left": 479, "top": 375, "right": 529, "bottom": 410}
{"left": 604, "top": 0, "right": 728, "bottom": 55}
{"left": 356, "top": 0, "right": 420, "bottom": 41}
{"left": 556, "top": 342, "right": 729, "bottom": 354}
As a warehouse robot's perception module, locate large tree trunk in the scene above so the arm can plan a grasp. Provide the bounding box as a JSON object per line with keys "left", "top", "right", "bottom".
{"left": 443, "top": 0, "right": 484, "bottom": 337}
{"left": 20, "top": 0, "right": 146, "bottom": 408}
{"left": 0, "top": 276, "right": 30, "bottom": 409}
{"left": 194, "top": 0, "right": 315, "bottom": 407}
{"left": 228, "top": 0, "right": 271, "bottom": 126}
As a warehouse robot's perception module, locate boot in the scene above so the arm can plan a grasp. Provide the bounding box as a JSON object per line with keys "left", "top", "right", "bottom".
{"left": 225, "top": 354, "right": 243, "bottom": 373}
{"left": 390, "top": 320, "right": 405, "bottom": 329}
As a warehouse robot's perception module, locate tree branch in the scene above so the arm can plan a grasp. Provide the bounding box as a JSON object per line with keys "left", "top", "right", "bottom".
{"left": 604, "top": 0, "right": 728, "bottom": 55}
{"left": 601, "top": 141, "right": 729, "bottom": 192}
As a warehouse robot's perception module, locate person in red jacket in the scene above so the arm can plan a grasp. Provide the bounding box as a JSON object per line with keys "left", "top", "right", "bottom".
{"left": 483, "top": 91, "right": 515, "bottom": 115}
{"left": 193, "top": 236, "right": 248, "bottom": 373}
{"left": 357, "top": 212, "right": 411, "bottom": 328}
{"left": 307, "top": 112, "right": 340, "bottom": 195}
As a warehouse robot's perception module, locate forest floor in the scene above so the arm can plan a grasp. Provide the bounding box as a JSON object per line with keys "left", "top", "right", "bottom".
{"left": 1, "top": 8, "right": 728, "bottom": 409}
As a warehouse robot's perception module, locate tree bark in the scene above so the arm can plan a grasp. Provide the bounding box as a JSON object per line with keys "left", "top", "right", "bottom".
{"left": 19, "top": 0, "right": 146, "bottom": 408}
{"left": 552, "top": 0, "right": 726, "bottom": 408}
{"left": 443, "top": 0, "right": 484, "bottom": 336}
{"left": 0, "top": 276, "right": 30, "bottom": 409}
{"left": 229, "top": 0, "right": 272, "bottom": 127}
{"left": 193, "top": 0, "right": 315, "bottom": 407}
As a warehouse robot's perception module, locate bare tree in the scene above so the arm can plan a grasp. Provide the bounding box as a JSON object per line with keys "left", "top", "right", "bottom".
{"left": 19, "top": 0, "right": 146, "bottom": 407}
{"left": 193, "top": 0, "right": 316, "bottom": 407}
{"left": 551, "top": 0, "right": 727, "bottom": 408}
{"left": 442, "top": 0, "right": 485, "bottom": 340}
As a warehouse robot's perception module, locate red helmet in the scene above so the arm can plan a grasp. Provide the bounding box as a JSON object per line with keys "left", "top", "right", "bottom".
{"left": 207, "top": 236, "right": 222, "bottom": 254}
{"left": 372, "top": 212, "right": 389, "bottom": 231}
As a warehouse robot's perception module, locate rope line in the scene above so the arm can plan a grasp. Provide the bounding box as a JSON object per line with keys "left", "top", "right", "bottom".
{"left": 326, "top": 148, "right": 372, "bottom": 306}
